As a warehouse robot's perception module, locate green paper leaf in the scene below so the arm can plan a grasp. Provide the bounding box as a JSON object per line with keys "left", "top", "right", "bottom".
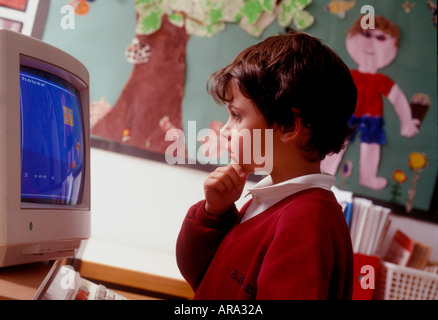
{"left": 242, "top": 0, "right": 263, "bottom": 25}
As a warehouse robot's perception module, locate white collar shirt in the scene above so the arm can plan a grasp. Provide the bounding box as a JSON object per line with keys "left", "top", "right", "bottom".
{"left": 240, "top": 173, "right": 336, "bottom": 223}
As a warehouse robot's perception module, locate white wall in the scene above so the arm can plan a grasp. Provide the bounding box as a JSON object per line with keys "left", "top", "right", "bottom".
{"left": 89, "top": 147, "right": 438, "bottom": 265}
{"left": 89, "top": 147, "right": 255, "bottom": 257}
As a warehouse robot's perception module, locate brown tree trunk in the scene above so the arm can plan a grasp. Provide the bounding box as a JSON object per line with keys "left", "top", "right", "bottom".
{"left": 91, "top": 16, "right": 190, "bottom": 155}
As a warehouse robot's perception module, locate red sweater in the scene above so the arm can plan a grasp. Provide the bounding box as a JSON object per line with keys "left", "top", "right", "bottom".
{"left": 176, "top": 188, "right": 354, "bottom": 300}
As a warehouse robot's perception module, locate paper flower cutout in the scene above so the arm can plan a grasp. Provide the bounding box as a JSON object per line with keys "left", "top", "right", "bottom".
{"left": 408, "top": 152, "right": 428, "bottom": 172}
{"left": 392, "top": 169, "right": 407, "bottom": 183}
{"left": 406, "top": 152, "right": 428, "bottom": 212}
{"left": 390, "top": 169, "right": 407, "bottom": 203}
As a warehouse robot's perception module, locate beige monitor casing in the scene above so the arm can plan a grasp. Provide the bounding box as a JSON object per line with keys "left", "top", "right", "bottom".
{"left": 0, "top": 29, "right": 91, "bottom": 267}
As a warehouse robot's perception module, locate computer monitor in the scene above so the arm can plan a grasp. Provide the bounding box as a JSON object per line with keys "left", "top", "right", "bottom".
{"left": 0, "top": 29, "right": 91, "bottom": 267}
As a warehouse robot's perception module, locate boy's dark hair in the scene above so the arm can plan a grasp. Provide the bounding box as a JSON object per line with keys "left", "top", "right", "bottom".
{"left": 207, "top": 31, "right": 357, "bottom": 161}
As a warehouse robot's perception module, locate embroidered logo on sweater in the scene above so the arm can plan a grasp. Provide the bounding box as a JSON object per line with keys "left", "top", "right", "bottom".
{"left": 230, "top": 269, "right": 255, "bottom": 295}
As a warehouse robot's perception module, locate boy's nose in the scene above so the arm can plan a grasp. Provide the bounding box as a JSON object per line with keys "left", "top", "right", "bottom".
{"left": 220, "top": 127, "right": 232, "bottom": 141}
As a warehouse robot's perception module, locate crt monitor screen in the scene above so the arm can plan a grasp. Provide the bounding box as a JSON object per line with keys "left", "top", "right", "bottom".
{"left": 20, "top": 65, "right": 85, "bottom": 205}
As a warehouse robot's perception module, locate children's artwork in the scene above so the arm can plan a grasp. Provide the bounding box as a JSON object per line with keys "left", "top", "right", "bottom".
{"left": 427, "top": 0, "right": 437, "bottom": 27}
{"left": 125, "top": 38, "right": 151, "bottom": 65}
{"left": 90, "top": 16, "right": 190, "bottom": 154}
{"left": 402, "top": 1, "right": 415, "bottom": 14}
{"left": 406, "top": 152, "right": 428, "bottom": 212}
{"left": 390, "top": 169, "right": 407, "bottom": 203}
{"left": 0, "top": 0, "right": 27, "bottom": 11}
{"left": 339, "top": 159, "right": 353, "bottom": 189}
{"left": 324, "top": 0, "right": 356, "bottom": 19}
{"left": 133, "top": 0, "right": 314, "bottom": 38}
{"left": 68, "top": 0, "right": 97, "bottom": 15}
{"left": 0, "top": 0, "right": 49, "bottom": 38}
{"left": 409, "top": 93, "right": 431, "bottom": 127}
{"left": 321, "top": 15, "right": 421, "bottom": 191}
{"left": 90, "top": 97, "right": 111, "bottom": 127}
{"left": 90, "top": 0, "right": 314, "bottom": 155}
{"left": 68, "top": 0, "right": 89, "bottom": 15}
{"left": 44, "top": 1, "right": 436, "bottom": 220}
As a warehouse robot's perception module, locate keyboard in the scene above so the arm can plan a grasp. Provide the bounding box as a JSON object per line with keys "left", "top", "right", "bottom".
{"left": 40, "top": 265, "right": 128, "bottom": 300}
{"left": 73, "top": 278, "right": 127, "bottom": 300}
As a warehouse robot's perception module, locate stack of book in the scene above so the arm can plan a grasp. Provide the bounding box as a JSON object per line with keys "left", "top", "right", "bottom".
{"left": 331, "top": 186, "right": 353, "bottom": 228}
{"left": 349, "top": 197, "right": 392, "bottom": 256}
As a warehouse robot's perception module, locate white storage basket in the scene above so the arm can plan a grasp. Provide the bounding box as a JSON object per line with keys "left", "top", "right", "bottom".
{"left": 374, "top": 261, "right": 438, "bottom": 300}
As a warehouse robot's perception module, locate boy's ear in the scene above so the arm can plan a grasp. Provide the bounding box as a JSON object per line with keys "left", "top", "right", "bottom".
{"left": 278, "top": 116, "right": 304, "bottom": 144}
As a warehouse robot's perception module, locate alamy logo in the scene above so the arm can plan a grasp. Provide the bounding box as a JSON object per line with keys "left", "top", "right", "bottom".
{"left": 60, "top": 265, "right": 76, "bottom": 290}
{"left": 165, "top": 121, "right": 273, "bottom": 175}
{"left": 60, "top": 5, "right": 75, "bottom": 30}
{"left": 360, "top": 5, "right": 375, "bottom": 29}
{"left": 359, "top": 265, "right": 376, "bottom": 290}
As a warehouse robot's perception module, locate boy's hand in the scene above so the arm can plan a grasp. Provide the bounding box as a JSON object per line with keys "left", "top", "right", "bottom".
{"left": 204, "top": 163, "right": 248, "bottom": 217}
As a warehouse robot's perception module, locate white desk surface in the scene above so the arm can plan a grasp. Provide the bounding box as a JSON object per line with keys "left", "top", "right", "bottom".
{"left": 78, "top": 238, "right": 184, "bottom": 281}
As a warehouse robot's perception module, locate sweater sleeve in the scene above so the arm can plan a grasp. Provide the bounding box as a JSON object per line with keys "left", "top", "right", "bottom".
{"left": 176, "top": 200, "right": 239, "bottom": 291}
{"left": 256, "top": 197, "right": 351, "bottom": 300}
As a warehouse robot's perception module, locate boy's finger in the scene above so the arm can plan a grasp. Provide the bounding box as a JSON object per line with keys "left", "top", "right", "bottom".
{"left": 209, "top": 170, "right": 236, "bottom": 194}
{"left": 222, "top": 165, "right": 247, "bottom": 192}
{"left": 230, "top": 163, "right": 248, "bottom": 180}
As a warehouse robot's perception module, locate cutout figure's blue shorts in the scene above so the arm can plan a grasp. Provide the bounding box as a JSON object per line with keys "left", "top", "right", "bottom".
{"left": 349, "top": 115, "right": 386, "bottom": 145}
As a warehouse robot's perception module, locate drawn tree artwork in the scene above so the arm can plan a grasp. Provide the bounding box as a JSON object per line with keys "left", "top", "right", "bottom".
{"left": 90, "top": 0, "right": 314, "bottom": 155}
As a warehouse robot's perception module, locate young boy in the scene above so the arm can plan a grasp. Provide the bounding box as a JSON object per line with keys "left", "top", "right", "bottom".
{"left": 176, "top": 31, "right": 357, "bottom": 300}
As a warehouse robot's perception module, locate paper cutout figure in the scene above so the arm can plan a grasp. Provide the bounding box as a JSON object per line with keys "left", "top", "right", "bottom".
{"left": 321, "top": 15, "right": 420, "bottom": 190}
{"left": 159, "top": 116, "right": 176, "bottom": 132}
{"left": 406, "top": 152, "right": 428, "bottom": 212}
{"left": 340, "top": 159, "right": 353, "bottom": 189}
{"left": 90, "top": 97, "right": 111, "bottom": 127}
{"left": 125, "top": 38, "right": 151, "bottom": 64}
{"left": 69, "top": 0, "right": 90, "bottom": 15}
{"left": 402, "top": 1, "right": 415, "bottom": 13}
{"left": 427, "top": 0, "right": 437, "bottom": 28}
{"left": 324, "top": 0, "right": 356, "bottom": 19}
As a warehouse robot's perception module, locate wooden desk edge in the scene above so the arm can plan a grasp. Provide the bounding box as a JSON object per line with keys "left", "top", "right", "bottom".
{"left": 0, "top": 260, "right": 56, "bottom": 300}
{"left": 78, "top": 260, "right": 194, "bottom": 300}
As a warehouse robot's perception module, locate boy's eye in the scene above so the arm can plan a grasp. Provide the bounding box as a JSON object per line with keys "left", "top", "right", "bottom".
{"left": 231, "top": 112, "right": 241, "bottom": 120}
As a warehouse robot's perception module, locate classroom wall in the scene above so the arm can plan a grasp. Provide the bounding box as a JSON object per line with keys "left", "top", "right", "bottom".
{"left": 89, "top": 147, "right": 255, "bottom": 256}
{"left": 40, "top": 1, "right": 437, "bottom": 262}
{"left": 90, "top": 147, "right": 438, "bottom": 261}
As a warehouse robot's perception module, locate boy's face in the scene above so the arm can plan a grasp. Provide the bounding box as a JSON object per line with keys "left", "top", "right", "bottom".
{"left": 222, "top": 81, "right": 273, "bottom": 174}
{"left": 346, "top": 29, "right": 398, "bottom": 71}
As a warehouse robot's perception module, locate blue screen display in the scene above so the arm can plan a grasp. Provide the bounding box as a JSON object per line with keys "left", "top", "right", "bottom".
{"left": 20, "top": 66, "right": 84, "bottom": 205}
